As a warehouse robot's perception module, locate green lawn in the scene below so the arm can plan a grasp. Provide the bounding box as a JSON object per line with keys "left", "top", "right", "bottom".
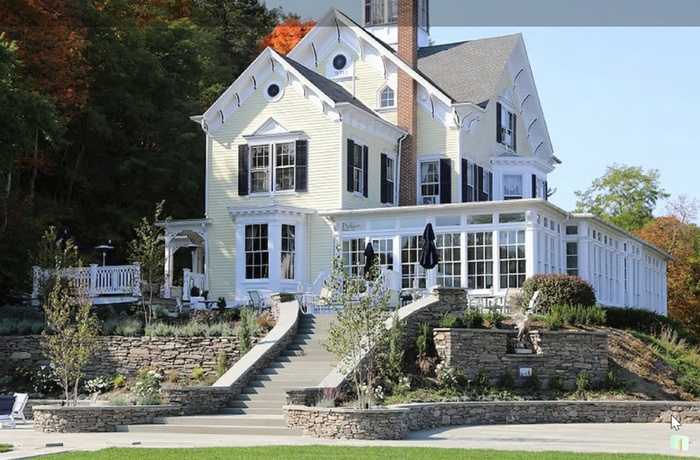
{"left": 0, "top": 444, "right": 12, "bottom": 453}
{"left": 42, "top": 446, "right": 698, "bottom": 459}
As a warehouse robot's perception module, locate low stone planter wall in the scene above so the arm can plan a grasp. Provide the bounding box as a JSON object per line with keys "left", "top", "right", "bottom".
{"left": 23, "top": 399, "right": 92, "bottom": 421}
{"left": 160, "top": 386, "right": 233, "bottom": 416}
{"left": 434, "top": 328, "right": 609, "bottom": 389}
{"left": 33, "top": 404, "right": 181, "bottom": 433}
{"left": 284, "top": 400, "right": 700, "bottom": 440}
{"left": 284, "top": 405, "right": 409, "bottom": 439}
{"left": 0, "top": 335, "right": 254, "bottom": 379}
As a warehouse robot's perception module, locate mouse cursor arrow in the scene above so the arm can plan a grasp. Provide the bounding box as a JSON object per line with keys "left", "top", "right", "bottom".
{"left": 671, "top": 415, "right": 682, "bottom": 431}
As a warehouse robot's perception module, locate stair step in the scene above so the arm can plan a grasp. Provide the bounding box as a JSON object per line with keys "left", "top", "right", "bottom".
{"left": 219, "top": 407, "right": 283, "bottom": 415}
{"left": 153, "top": 415, "right": 286, "bottom": 427}
{"left": 229, "top": 399, "right": 285, "bottom": 409}
{"left": 279, "top": 349, "right": 331, "bottom": 357}
{"left": 116, "top": 424, "right": 302, "bottom": 436}
{"left": 248, "top": 379, "right": 324, "bottom": 388}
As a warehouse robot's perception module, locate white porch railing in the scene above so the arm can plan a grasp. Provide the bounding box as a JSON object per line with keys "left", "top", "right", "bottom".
{"left": 32, "top": 263, "right": 142, "bottom": 299}
{"left": 182, "top": 269, "right": 206, "bottom": 300}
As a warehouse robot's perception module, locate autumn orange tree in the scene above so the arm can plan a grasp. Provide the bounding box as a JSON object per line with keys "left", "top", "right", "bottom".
{"left": 635, "top": 196, "right": 700, "bottom": 335}
{"left": 259, "top": 16, "right": 316, "bottom": 55}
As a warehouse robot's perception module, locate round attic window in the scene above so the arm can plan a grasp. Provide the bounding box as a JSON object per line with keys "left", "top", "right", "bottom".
{"left": 332, "top": 54, "right": 348, "bottom": 71}
{"left": 264, "top": 82, "right": 283, "bottom": 102}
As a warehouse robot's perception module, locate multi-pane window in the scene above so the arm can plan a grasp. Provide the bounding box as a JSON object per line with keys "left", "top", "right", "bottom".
{"left": 250, "top": 142, "right": 295, "bottom": 193}
{"left": 245, "top": 224, "right": 269, "bottom": 279}
{"left": 275, "top": 143, "right": 295, "bottom": 191}
{"left": 437, "top": 233, "right": 461, "bottom": 287}
{"left": 250, "top": 145, "right": 270, "bottom": 193}
{"left": 503, "top": 174, "right": 522, "bottom": 200}
{"left": 342, "top": 238, "right": 365, "bottom": 276}
{"left": 535, "top": 176, "right": 546, "bottom": 199}
{"left": 352, "top": 143, "right": 364, "bottom": 194}
{"left": 420, "top": 160, "right": 439, "bottom": 204}
{"left": 380, "top": 86, "right": 395, "bottom": 108}
{"left": 386, "top": 157, "right": 395, "bottom": 203}
{"left": 281, "top": 224, "right": 295, "bottom": 280}
{"left": 566, "top": 242, "right": 578, "bottom": 276}
{"left": 482, "top": 169, "right": 491, "bottom": 200}
{"left": 466, "top": 232, "right": 493, "bottom": 289}
{"left": 401, "top": 235, "right": 425, "bottom": 288}
{"left": 365, "top": 0, "right": 398, "bottom": 25}
{"left": 370, "top": 238, "right": 394, "bottom": 270}
{"left": 499, "top": 104, "right": 516, "bottom": 150}
{"left": 499, "top": 230, "right": 526, "bottom": 288}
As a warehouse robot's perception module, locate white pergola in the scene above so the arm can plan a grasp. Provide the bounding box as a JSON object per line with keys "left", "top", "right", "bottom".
{"left": 159, "top": 219, "right": 211, "bottom": 299}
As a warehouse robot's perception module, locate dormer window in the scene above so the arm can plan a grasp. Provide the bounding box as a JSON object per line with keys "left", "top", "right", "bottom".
{"left": 378, "top": 85, "right": 395, "bottom": 109}
{"left": 496, "top": 102, "right": 516, "bottom": 151}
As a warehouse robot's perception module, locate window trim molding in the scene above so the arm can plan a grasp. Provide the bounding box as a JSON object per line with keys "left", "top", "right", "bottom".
{"left": 416, "top": 154, "right": 446, "bottom": 205}
{"left": 502, "top": 173, "right": 523, "bottom": 200}
{"left": 247, "top": 136, "right": 302, "bottom": 197}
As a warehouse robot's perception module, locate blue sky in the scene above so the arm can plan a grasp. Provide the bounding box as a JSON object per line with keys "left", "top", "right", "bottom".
{"left": 271, "top": 1, "right": 700, "bottom": 218}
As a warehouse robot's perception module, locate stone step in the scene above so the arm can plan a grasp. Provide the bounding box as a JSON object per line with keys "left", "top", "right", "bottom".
{"left": 116, "top": 424, "right": 302, "bottom": 436}
{"left": 219, "top": 407, "right": 282, "bottom": 416}
{"left": 261, "top": 362, "right": 335, "bottom": 372}
{"left": 153, "top": 414, "right": 286, "bottom": 427}
{"left": 239, "top": 386, "right": 291, "bottom": 396}
{"left": 248, "top": 379, "right": 324, "bottom": 388}
{"left": 278, "top": 349, "right": 331, "bottom": 358}
{"left": 229, "top": 399, "right": 285, "bottom": 409}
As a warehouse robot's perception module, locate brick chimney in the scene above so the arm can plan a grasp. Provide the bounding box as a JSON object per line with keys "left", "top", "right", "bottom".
{"left": 397, "top": 0, "right": 418, "bottom": 206}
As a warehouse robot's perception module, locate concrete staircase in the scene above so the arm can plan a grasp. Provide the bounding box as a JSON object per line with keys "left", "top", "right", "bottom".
{"left": 117, "top": 313, "right": 337, "bottom": 436}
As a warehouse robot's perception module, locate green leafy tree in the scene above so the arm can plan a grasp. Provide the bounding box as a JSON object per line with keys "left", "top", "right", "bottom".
{"left": 30, "top": 226, "right": 81, "bottom": 303}
{"left": 323, "top": 246, "right": 391, "bottom": 408}
{"left": 42, "top": 270, "right": 99, "bottom": 405}
{"left": 128, "top": 200, "right": 169, "bottom": 327}
{"left": 574, "top": 164, "right": 669, "bottom": 232}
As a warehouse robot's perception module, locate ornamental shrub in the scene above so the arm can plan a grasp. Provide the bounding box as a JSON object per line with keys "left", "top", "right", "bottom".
{"left": 522, "top": 274, "right": 596, "bottom": 313}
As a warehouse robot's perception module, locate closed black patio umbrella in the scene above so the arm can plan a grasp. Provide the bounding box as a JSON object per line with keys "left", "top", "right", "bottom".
{"left": 363, "top": 241, "right": 376, "bottom": 279}
{"left": 419, "top": 222, "right": 439, "bottom": 270}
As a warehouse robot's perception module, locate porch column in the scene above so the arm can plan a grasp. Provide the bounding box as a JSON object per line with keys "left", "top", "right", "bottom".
{"left": 164, "top": 244, "right": 172, "bottom": 299}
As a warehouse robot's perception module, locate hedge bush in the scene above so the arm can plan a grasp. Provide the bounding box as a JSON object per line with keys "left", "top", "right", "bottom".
{"left": 522, "top": 274, "right": 596, "bottom": 313}
{"left": 603, "top": 306, "right": 696, "bottom": 343}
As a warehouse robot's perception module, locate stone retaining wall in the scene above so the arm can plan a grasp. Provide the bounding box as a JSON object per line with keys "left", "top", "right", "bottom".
{"left": 434, "top": 328, "right": 609, "bottom": 389}
{"left": 0, "top": 335, "right": 254, "bottom": 379}
{"left": 284, "top": 406, "right": 409, "bottom": 439}
{"left": 284, "top": 401, "right": 700, "bottom": 440}
{"left": 33, "top": 404, "right": 181, "bottom": 433}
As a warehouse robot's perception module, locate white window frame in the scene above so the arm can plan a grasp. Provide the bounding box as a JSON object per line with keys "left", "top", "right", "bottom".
{"left": 246, "top": 133, "right": 300, "bottom": 196}
{"left": 502, "top": 174, "right": 523, "bottom": 200}
{"left": 384, "top": 151, "right": 397, "bottom": 206}
{"left": 377, "top": 84, "right": 396, "bottom": 110}
{"left": 351, "top": 139, "right": 365, "bottom": 196}
{"left": 417, "top": 157, "right": 442, "bottom": 205}
{"left": 244, "top": 223, "right": 269, "bottom": 280}
{"left": 499, "top": 103, "right": 516, "bottom": 151}
{"left": 364, "top": 0, "right": 398, "bottom": 25}
{"left": 535, "top": 176, "right": 546, "bottom": 199}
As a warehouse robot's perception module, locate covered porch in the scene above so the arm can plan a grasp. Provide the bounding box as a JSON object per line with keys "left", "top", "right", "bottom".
{"left": 161, "top": 219, "right": 211, "bottom": 300}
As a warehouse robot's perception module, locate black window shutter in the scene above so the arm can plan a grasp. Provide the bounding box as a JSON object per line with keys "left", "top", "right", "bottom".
{"left": 488, "top": 172, "right": 493, "bottom": 201}
{"left": 380, "top": 153, "right": 388, "bottom": 203}
{"left": 477, "top": 166, "right": 485, "bottom": 201}
{"left": 346, "top": 139, "right": 354, "bottom": 193}
{"left": 472, "top": 163, "right": 479, "bottom": 202}
{"left": 512, "top": 112, "right": 517, "bottom": 152}
{"left": 439, "top": 158, "right": 451, "bottom": 204}
{"left": 544, "top": 180, "right": 548, "bottom": 201}
{"left": 238, "top": 144, "right": 249, "bottom": 196}
{"left": 295, "top": 140, "right": 307, "bottom": 192}
{"left": 461, "top": 159, "right": 471, "bottom": 203}
{"left": 362, "top": 145, "right": 369, "bottom": 198}
{"left": 496, "top": 102, "right": 502, "bottom": 144}
{"left": 532, "top": 174, "right": 537, "bottom": 198}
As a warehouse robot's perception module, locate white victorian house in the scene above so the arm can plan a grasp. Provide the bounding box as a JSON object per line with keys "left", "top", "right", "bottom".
{"left": 163, "top": 0, "right": 669, "bottom": 314}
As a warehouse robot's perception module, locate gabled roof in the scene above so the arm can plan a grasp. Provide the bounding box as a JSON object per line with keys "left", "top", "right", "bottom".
{"left": 417, "top": 35, "right": 521, "bottom": 107}
{"left": 276, "top": 54, "right": 376, "bottom": 116}
{"left": 198, "top": 47, "right": 382, "bottom": 134}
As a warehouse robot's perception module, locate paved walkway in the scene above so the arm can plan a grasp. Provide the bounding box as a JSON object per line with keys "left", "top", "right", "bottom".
{"left": 1, "top": 422, "right": 698, "bottom": 458}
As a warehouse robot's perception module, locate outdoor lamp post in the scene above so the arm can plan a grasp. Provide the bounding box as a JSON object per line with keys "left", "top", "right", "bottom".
{"left": 95, "top": 241, "right": 114, "bottom": 266}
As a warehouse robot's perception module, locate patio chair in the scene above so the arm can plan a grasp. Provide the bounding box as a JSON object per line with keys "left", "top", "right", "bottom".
{"left": 175, "top": 297, "right": 190, "bottom": 314}
{"left": 494, "top": 288, "right": 510, "bottom": 314}
{"left": 12, "top": 393, "right": 28, "bottom": 425}
{"left": 248, "top": 290, "right": 271, "bottom": 313}
{"left": 0, "top": 394, "right": 16, "bottom": 428}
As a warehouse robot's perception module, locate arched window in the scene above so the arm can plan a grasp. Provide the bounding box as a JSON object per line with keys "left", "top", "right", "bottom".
{"left": 379, "top": 85, "right": 395, "bottom": 109}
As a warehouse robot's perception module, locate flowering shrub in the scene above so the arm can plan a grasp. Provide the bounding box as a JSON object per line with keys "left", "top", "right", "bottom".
{"left": 392, "top": 376, "right": 411, "bottom": 396}
{"left": 522, "top": 274, "right": 596, "bottom": 312}
{"left": 134, "top": 367, "right": 163, "bottom": 398}
{"left": 359, "top": 384, "right": 385, "bottom": 407}
{"left": 33, "top": 365, "right": 61, "bottom": 396}
{"left": 83, "top": 376, "right": 112, "bottom": 395}
{"left": 435, "top": 363, "right": 468, "bottom": 391}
